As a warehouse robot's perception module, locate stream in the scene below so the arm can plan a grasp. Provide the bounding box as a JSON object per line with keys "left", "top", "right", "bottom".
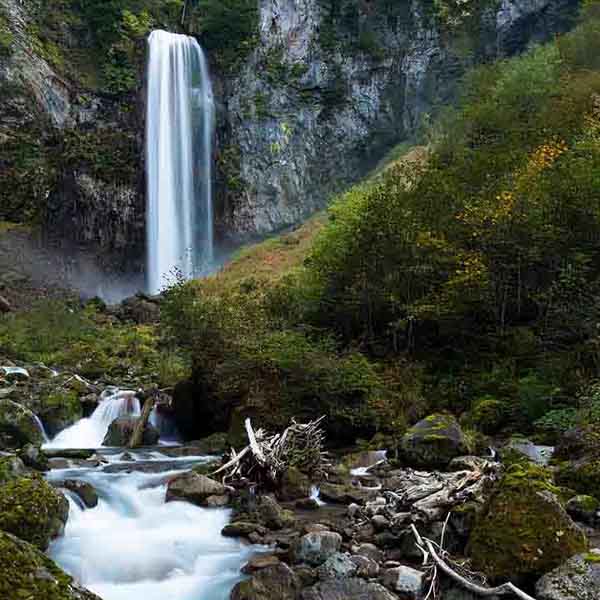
{"left": 43, "top": 392, "right": 255, "bottom": 600}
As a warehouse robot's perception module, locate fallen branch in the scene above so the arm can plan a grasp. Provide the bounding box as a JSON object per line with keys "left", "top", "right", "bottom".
{"left": 410, "top": 525, "right": 536, "bottom": 600}
{"left": 128, "top": 396, "right": 155, "bottom": 449}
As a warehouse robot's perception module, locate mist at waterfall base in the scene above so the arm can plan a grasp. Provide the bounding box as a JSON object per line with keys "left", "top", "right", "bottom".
{"left": 146, "top": 30, "right": 216, "bottom": 295}
{"left": 44, "top": 390, "right": 254, "bottom": 600}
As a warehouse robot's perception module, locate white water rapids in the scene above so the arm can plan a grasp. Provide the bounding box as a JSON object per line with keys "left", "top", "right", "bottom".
{"left": 43, "top": 391, "right": 254, "bottom": 600}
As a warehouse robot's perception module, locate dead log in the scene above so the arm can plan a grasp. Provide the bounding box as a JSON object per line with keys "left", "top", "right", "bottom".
{"left": 0, "top": 295, "right": 11, "bottom": 313}
{"left": 128, "top": 396, "right": 155, "bottom": 449}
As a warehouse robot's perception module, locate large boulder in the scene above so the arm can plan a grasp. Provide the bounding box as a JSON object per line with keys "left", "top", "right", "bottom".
{"left": 102, "top": 416, "right": 159, "bottom": 447}
{"left": 399, "top": 413, "right": 469, "bottom": 469}
{"left": 555, "top": 425, "right": 600, "bottom": 461}
{"left": 60, "top": 479, "right": 99, "bottom": 508}
{"left": 319, "top": 482, "right": 377, "bottom": 505}
{"left": 230, "top": 563, "right": 300, "bottom": 600}
{"left": 301, "top": 578, "right": 399, "bottom": 600}
{"left": 316, "top": 553, "right": 358, "bottom": 579}
{"left": 0, "top": 531, "right": 101, "bottom": 600}
{"left": 468, "top": 464, "right": 588, "bottom": 582}
{"left": 165, "top": 471, "right": 226, "bottom": 506}
{"left": 0, "top": 453, "right": 27, "bottom": 483}
{"left": 556, "top": 456, "right": 600, "bottom": 500}
{"left": 382, "top": 565, "right": 424, "bottom": 598}
{"left": 0, "top": 399, "right": 45, "bottom": 449}
{"left": 0, "top": 476, "right": 69, "bottom": 551}
{"left": 293, "top": 530, "right": 343, "bottom": 566}
{"left": 536, "top": 552, "right": 600, "bottom": 600}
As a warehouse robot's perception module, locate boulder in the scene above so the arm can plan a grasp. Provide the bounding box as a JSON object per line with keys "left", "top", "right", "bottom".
{"left": 566, "top": 495, "right": 600, "bottom": 526}
{"left": 500, "top": 437, "right": 553, "bottom": 466}
{"left": 19, "top": 443, "right": 49, "bottom": 471}
{"left": 102, "top": 415, "right": 159, "bottom": 447}
{"left": 556, "top": 456, "right": 600, "bottom": 500}
{"left": 119, "top": 295, "right": 160, "bottom": 324}
{"left": 165, "top": 472, "right": 226, "bottom": 506}
{"left": 555, "top": 425, "right": 600, "bottom": 461}
{"left": 256, "top": 495, "right": 295, "bottom": 530}
{"left": 319, "top": 482, "right": 377, "bottom": 505}
{"left": 222, "top": 521, "right": 267, "bottom": 538}
{"left": 399, "top": 413, "right": 469, "bottom": 469}
{"left": 468, "top": 464, "right": 588, "bottom": 582}
{"left": 316, "top": 552, "right": 358, "bottom": 579}
{"left": 350, "top": 554, "right": 380, "bottom": 578}
{"left": 278, "top": 466, "right": 311, "bottom": 501}
{"left": 204, "top": 494, "right": 230, "bottom": 507}
{"left": 61, "top": 479, "right": 99, "bottom": 508}
{"left": 231, "top": 563, "right": 300, "bottom": 600}
{"left": 536, "top": 552, "right": 600, "bottom": 600}
{"left": 0, "top": 453, "right": 27, "bottom": 483}
{"left": 242, "top": 554, "right": 281, "bottom": 574}
{"left": 293, "top": 531, "right": 343, "bottom": 566}
{"left": 0, "top": 476, "right": 69, "bottom": 551}
{"left": 0, "top": 531, "right": 101, "bottom": 600}
{"left": 353, "top": 542, "right": 384, "bottom": 563}
{"left": 301, "top": 578, "right": 399, "bottom": 600}
{"left": 0, "top": 399, "right": 45, "bottom": 449}
{"left": 382, "top": 565, "right": 424, "bottom": 599}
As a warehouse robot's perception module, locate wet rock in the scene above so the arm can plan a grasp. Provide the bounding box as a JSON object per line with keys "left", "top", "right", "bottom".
{"left": 399, "top": 413, "right": 469, "bottom": 469}
{"left": 566, "top": 495, "right": 600, "bottom": 526}
{"left": 555, "top": 425, "right": 600, "bottom": 461}
{"left": 296, "top": 497, "right": 320, "bottom": 510}
{"left": 165, "top": 471, "right": 226, "bottom": 506}
{"left": 102, "top": 415, "right": 159, "bottom": 447}
{"left": 0, "top": 476, "right": 68, "bottom": 551}
{"left": 556, "top": 456, "right": 600, "bottom": 500}
{"left": 48, "top": 457, "right": 71, "bottom": 469}
{"left": 43, "top": 448, "right": 95, "bottom": 459}
{"left": 536, "top": 551, "right": 600, "bottom": 600}
{"left": 353, "top": 543, "right": 384, "bottom": 563}
{"left": 278, "top": 466, "right": 311, "bottom": 501}
{"left": 500, "top": 437, "right": 554, "bottom": 466}
{"left": 0, "top": 399, "right": 45, "bottom": 449}
{"left": 350, "top": 554, "right": 380, "bottom": 578}
{"left": 301, "top": 578, "right": 399, "bottom": 600}
{"left": 61, "top": 480, "right": 98, "bottom": 508}
{"left": 316, "top": 552, "right": 357, "bottom": 579}
{"left": 231, "top": 563, "right": 300, "bottom": 600}
{"left": 293, "top": 530, "right": 343, "bottom": 566}
{"left": 19, "top": 443, "right": 48, "bottom": 471}
{"left": 0, "top": 531, "right": 101, "bottom": 600}
{"left": 382, "top": 565, "right": 424, "bottom": 598}
{"left": 257, "top": 495, "right": 295, "bottom": 530}
{"left": 222, "top": 521, "right": 267, "bottom": 538}
{"left": 0, "top": 366, "right": 29, "bottom": 382}
{"left": 204, "top": 494, "right": 230, "bottom": 507}
{"left": 372, "top": 514, "right": 390, "bottom": 532}
{"left": 319, "top": 482, "right": 376, "bottom": 505}
{"left": 242, "top": 554, "right": 281, "bottom": 574}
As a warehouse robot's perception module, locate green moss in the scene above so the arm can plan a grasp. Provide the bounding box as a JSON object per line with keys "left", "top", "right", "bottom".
{"left": 584, "top": 552, "right": 600, "bottom": 563}
{"left": 556, "top": 458, "right": 600, "bottom": 500}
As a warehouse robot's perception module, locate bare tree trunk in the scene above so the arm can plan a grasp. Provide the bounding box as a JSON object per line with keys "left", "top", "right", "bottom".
{"left": 129, "top": 396, "right": 155, "bottom": 449}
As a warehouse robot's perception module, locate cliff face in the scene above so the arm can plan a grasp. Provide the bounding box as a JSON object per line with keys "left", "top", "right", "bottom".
{"left": 0, "top": 0, "right": 580, "bottom": 272}
{"left": 217, "top": 0, "right": 579, "bottom": 238}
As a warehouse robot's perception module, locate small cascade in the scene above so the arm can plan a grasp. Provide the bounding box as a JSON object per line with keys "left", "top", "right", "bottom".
{"left": 44, "top": 389, "right": 140, "bottom": 449}
{"left": 310, "top": 485, "right": 325, "bottom": 506}
{"left": 32, "top": 413, "right": 49, "bottom": 443}
{"left": 146, "top": 30, "right": 215, "bottom": 294}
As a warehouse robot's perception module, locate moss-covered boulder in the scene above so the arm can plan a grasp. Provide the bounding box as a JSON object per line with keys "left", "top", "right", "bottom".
{"left": 565, "top": 495, "right": 600, "bottom": 526}
{"left": 0, "top": 453, "right": 27, "bottom": 483}
{"left": 102, "top": 416, "right": 159, "bottom": 447}
{"left": 277, "top": 466, "right": 311, "bottom": 501}
{"left": 555, "top": 425, "right": 600, "bottom": 462}
{"left": 556, "top": 457, "right": 600, "bottom": 500}
{"left": 465, "top": 396, "right": 507, "bottom": 435}
{"left": 399, "top": 413, "right": 469, "bottom": 469}
{"left": 535, "top": 552, "right": 600, "bottom": 600}
{"left": 0, "top": 476, "right": 69, "bottom": 550}
{"left": 468, "top": 464, "right": 588, "bottom": 582}
{"left": 0, "top": 399, "right": 45, "bottom": 449}
{"left": 0, "top": 531, "right": 101, "bottom": 600}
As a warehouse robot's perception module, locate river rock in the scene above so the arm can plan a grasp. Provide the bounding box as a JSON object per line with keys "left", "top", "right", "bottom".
{"left": 382, "top": 565, "right": 424, "bottom": 599}
{"left": 43, "top": 448, "right": 95, "bottom": 459}
{"left": 278, "top": 466, "right": 311, "bottom": 501}
{"left": 566, "top": 495, "right": 600, "bottom": 526}
{"left": 0, "top": 399, "right": 45, "bottom": 449}
{"left": 222, "top": 521, "right": 268, "bottom": 538}
{"left": 102, "top": 415, "right": 159, "bottom": 446}
{"left": 0, "top": 531, "right": 102, "bottom": 600}
{"left": 61, "top": 479, "right": 99, "bottom": 508}
{"left": 0, "top": 453, "right": 27, "bottom": 483}
{"left": 293, "top": 530, "right": 342, "bottom": 566}
{"left": 319, "top": 482, "right": 376, "bottom": 505}
{"left": 165, "top": 471, "right": 226, "bottom": 506}
{"left": 0, "top": 476, "right": 69, "bottom": 551}
{"left": 399, "top": 413, "right": 469, "bottom": 469}
{"left": 536, "top": 552, "right": 600, "bottom": 600}
{"left": 242, "top": 554, "right": 281, "bottom": 574}
{"left": 118, "top": 295, "right": 160, "bottom": 324}
{"left": 353, "top": 542, "right": 384, "bottom": 563}
{"left": 204, "top": 494, "right": 230, "bottom": 507}
{"left": 555, "top": 424, "right": 600, "bottom": 461}
{"left": 256, "top": 495, "right": 295, "bottom": 530}
{"left": 500, "top": 437, "right": 554, "bottom": 466}
{"left": 316, "top": 552, "right": 357, "bottom": 579}
{"left": 301, "top": 578, "right": 399, "bottom": 600}
{"left": 19, "top": 443, "right": 49, "bottom": 471}
{"left": 231, "top": 563, "right": 300, "bottom": 600}
{"left": 350, "top": 554, "right": 380, "bottom": 578}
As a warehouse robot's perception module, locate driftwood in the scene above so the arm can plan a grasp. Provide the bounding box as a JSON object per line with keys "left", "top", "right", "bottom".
{"left": 128, "top": 397, "right": 155, "bottom": 449}
{"left": 410, "top": 524, "right": 536, "bottom": 600}
{"left": 213, "top": 417, "right": 327, "bottom": 485}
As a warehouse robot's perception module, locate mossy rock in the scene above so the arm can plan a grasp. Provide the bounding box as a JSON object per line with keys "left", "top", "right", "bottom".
{"left": 0, "top": 399, "right": 45, "bottom": 449}
{"left": 0, "top": 531, "right": 101, "bottom": 600}
{"left": 399, "top": 413, "right": 469, "bottom": 469}
{"left": 0, "top": 475, "right": 68, "bottom": 550}
{"left": 468, "top": 464, "right": 588, "bottom": 582}
{"left": 277, "top": 466, "right": 311, "bottom": 501}
{"left": 556, "top": 457, "right": 600, "bottom": 500}
{"left": 466, "top": 396, "right": 507, "bottom": 435}
{"left": 535, "top": 552, "right": 600, "bottom": 600}
{"left": 0, "top": 453, "right": 27, "bottom": 483}
{"left": 565, "top": 495, "right": 600, "bottom": 526}
{"left": 555, "top": 425, "right": 600, "bottom": 462}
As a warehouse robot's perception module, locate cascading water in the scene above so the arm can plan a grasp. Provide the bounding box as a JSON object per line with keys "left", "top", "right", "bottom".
{"left": 146, "top": 30, "right": 215, "bottom": 295}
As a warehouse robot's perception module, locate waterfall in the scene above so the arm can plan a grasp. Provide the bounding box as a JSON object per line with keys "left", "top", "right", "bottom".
{"left": 44, "top": 389, "right": 140, "bottom": 449}
{"left": 146, "top": 30, "right": 215, "bottom": 295}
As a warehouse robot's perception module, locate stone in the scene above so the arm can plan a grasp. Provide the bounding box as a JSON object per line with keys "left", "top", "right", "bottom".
{"left": 296, "top": 497, "right": 320, "bottom": 510}
{"left": 119, "top": 295, "right": 160, "bottom": 324}
{"left": 468, "top": 465, "right": 588, "bottom": 581}
{"left": 353, "top": 542, "right": 384, "bottom": 563}
{"left": 382, "top": 565, "right": 424, "bottom": 599}
{"left": 316, "top": 552, "right": 358, "bottom": 579}
{"left": 166, "top": 472, "right": 226, "bottom": 506}
{"left": 43, "top": 448, "right": 95, "bottom": 459}
{"left": 204, "top": 494, "right": 230, "bottom": 507}
{"left": 60, "top": 479, "right": 98, "bottom": 508}
{"left": 222, "top": 521, "right": 267, "bottom": 538}
{"left": 0, "top": 399, "right": 45, "bottom": 449}
{"left": 0, "top": 453, "right": 27, "bottom": 483}
{"left": 193, "top": 432, "right": 229, "bottom": 454}
{"left": 0, "top": 531, "right": 101, "bottom": 600}
{"left": 0, "top": 476, "right": 69, "bottom": 551}
{"left": 256, "top": 494, "right": 295, "bottom": 530}
{"left": 400, "top": 413, "right": 469, "bottom": 469}
{"left": 48, "top": 457, "right": 71, "bottom": 469}
{"left": 319, "top": 482, "right": 376, "bottom": 505}
{"left": 293, "top": 531, "right": 343, "bottom": 566}
{"left": 231, "top": 563, "right": 300, "bottom": 600}
{"left": 241, "top": 554, "right": 281, "bottom": 574}
{"left": 301, "top": 578, "right": 399, "bottom": 600}
{"left": 19, "top": 443, "right": 49, "bottom": 471}
{"left": 500, "top": 437, "right": 554, "bottom": 466}
{"left": 566, "top": 495, "right": 600, "bottom": 526}
{"left": 555, "top": 425, "right": 600, "bottom": 461}
{"left": 1, "top": 366, "right": 29, "bottom": 382}
{"left": 278, "top": 466, "right": 311, "bottom": 501}
{"left": 350, "top": 554, "right": 380, "bottom": 578}
{"left": 102, "top": 415, "right": 159, "bottom": 447}
{"left": 536, "top": 552, "right": 600, "bottom": 600}
{"left": 556, "top": 456, "right": 600, "bottom": 500}
{"left": 372, "top": 514, "right": 390, "bottom": 532}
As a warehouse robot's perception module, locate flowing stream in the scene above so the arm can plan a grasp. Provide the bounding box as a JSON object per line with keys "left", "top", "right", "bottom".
{"left": 146, "top": 30, "right": 215, "bottom": 294}
{"left": 44, "top": 393, "right": 253, "bottom": 600}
